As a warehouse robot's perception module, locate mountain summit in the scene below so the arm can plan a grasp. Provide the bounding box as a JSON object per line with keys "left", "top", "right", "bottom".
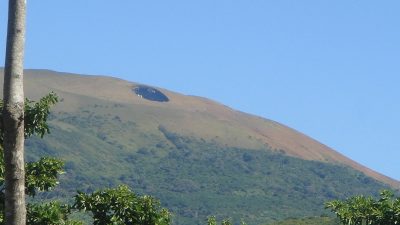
{"left": 0, "top": 69, "right": 397, "bottom": 224}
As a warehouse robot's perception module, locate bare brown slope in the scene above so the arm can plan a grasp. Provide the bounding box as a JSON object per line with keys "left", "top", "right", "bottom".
{"left": 1, "top": 69, "right": 398, "bottom": 187}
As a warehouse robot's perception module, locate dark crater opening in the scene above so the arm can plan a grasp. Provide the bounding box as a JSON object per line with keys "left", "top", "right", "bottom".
{"left": 133, "top": 85, "right": 169, "bottom": 102}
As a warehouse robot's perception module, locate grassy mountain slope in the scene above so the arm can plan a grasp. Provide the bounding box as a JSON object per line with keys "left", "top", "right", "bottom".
{"left": 5, "top": 69, "right": 397, "bottom": 187}
{"left": 0, "top": 69, "right": 398, "bottom": 224}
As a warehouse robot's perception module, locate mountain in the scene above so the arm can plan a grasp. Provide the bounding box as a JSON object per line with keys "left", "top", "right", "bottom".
{"left": 0, "top": 69, "right": 398, "bottom": 224}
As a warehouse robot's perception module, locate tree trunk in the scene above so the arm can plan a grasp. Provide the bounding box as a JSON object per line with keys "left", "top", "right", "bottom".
{"left": 3, "top": 0, "right": 27, "bottom": 224}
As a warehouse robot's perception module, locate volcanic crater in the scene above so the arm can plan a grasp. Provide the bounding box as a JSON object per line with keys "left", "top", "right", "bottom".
{"left": 133, "top": 85, "right": 169, "bottom": 102}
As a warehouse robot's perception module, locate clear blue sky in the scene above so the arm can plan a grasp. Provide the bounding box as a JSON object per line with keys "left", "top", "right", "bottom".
{"left": 1, "top": 1, "right": 400, "bottom": 180}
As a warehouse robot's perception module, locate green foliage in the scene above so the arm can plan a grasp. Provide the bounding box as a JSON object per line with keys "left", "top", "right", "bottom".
{"left": 24, "top": 92, "right": 58, "bottom": 138}
{"left": 207, "top": 216, "right": 217, "bottom": 225}
{"left": 25, "top": 108, "right": 392, "bottom": 225}
{"left": 0, "top": 91, "right": 58, "bottom": 142}
{"left": 0, "top": 93, "right": 77, "bottom": 224}
{"left": 27, "top": 201, "right": 82, "bottom": 225}
{"left": 206, "top": 216, "right": 244, "bottom": 225}
{"left": 0, "top": 94, "right": 63, "bottom": 198}
{"left": 74, "top": 185, "right": 171, "bottom": 225}
{"left": 268, "top": 216, "right": 339, "bottom": 225}
{"left": 0, "top": 154, "right": 65, "bottom": 222}
{"left": 325, "top": 190, "right": 400, "bottom": 225}
{"left": 221, "top": 219, "right": 232, "bottom": 225}
{"left": 25, "top": 157, "right": 64, "bottom": 197}
{"left": 0, "top": 153, "right": 64, "bottom": 198}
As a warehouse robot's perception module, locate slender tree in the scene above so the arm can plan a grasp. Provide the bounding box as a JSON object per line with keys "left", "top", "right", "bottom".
{"left": 3, "top": 0, "right": 27, "bottom": 224}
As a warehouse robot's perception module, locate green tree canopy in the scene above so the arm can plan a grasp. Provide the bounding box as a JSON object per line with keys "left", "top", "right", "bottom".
{"left": 74, "top": 185, "right": 171, "bottom": 225}
{"left": 325, "top": 190, "right": 400, "bottom": 225}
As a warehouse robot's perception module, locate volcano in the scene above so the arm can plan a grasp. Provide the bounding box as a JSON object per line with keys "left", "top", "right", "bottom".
{"left": 1, "top": 68, "right": 398, "bottom": 224}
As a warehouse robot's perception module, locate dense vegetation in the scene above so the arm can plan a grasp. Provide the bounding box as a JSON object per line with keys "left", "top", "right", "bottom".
{"left": 0, "top": 94, "right": 172, "bottom": 225}
{"left": 268, "top": 216, "right": 339, "bottom": 225}
{"left": 326, "top": 190, "right": 400, "bottom": 225}
{"left": 22, "top": 103, "right": 391, "bottom": 225}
